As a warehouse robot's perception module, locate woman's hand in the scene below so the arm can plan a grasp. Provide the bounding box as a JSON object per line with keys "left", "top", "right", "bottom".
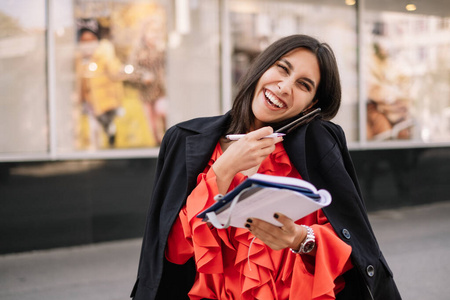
{"left": 245, "top": 213, "right": 307, "bottom": 251}
{"left": 213, "top": 126, "right": 283, "bottom": 194}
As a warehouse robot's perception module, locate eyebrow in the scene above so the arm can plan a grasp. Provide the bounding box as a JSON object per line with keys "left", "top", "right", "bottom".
{"left": 279, "top": 58, "right": 317, "bottom": 89}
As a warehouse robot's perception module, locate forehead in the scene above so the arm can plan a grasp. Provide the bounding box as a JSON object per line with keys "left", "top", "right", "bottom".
{"left": 279, "top": 48, "right": 320, "bottom": 78}
{"left": 280, "top": 47, "right": 317, "bottom": 63}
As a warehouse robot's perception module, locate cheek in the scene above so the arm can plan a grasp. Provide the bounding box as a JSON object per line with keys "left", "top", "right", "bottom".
{"left": 258, "top": 69, "right": 277, "bottom": 85}
{"left": 291, "top": 94, "right": 315, "bottom": 114}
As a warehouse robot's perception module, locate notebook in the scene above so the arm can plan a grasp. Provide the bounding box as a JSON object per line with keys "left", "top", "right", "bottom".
{"left": 197, "top": 173, "right": 332, "bottom": 228}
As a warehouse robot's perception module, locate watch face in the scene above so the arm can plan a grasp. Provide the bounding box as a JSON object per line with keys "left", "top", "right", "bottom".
{"left": 303, "top": 240, "right": 315, "bottom": 253}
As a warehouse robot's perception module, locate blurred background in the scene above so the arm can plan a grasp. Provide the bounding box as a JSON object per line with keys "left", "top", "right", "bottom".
{"left": 0, "top": 0, "right": 449, "bottom": 299}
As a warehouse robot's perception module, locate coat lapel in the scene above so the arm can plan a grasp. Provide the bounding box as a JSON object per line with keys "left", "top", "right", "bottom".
{"left": 185, "top": 132, "right": 219, "bottom": 192}
{"left": 183, "top": 114, "right": 231, "bottom": 193}
{"left": 284, "top": 123, "right": 310, "bottom": 181}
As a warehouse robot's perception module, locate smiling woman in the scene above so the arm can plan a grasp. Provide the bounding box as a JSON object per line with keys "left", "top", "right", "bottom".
{"left": 227, "top": 35, "right": 341, "bottom": 136}
{"left": 251, "top": 48, "right": 320, "bottom": 128}
{"left": 131, "top": 35, "right": 401, "bottom": 300}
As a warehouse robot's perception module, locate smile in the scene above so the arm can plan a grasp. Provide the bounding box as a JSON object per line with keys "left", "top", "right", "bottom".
{"left": 264, "top": 90, "right": 286, "bottom": 108}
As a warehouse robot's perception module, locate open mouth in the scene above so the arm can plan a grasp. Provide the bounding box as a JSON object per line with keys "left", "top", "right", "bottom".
{"left": 264, "top": 89, "right": 286, "bottom": 108}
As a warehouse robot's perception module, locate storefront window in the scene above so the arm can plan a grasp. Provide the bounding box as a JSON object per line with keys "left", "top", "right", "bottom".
{"left": 0, "top": 0, "right": 48, "bottom": 154}
{"left": 228, "top": 0, "right": 359, "bottom": 141}
{"left": 54, "top": 0, "right": 221, "bottom": 153}
{"left": 1, "top": 0, "right": 450, "bottom": 161}
{"left": 364, "top": 1, "right": 450, "bottom": 142}
{"left": 54, "top": 0, "right": 169, "bottom": 151}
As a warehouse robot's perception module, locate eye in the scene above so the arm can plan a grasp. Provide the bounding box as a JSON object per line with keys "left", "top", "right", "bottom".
{"left": 297, "top": 81, "right": 311, "bottom": 92}
{"left": 276, "top": 63, "right": 289, "bottom": 73}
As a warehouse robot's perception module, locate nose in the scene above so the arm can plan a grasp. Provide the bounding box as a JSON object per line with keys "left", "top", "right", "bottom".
{"left": 278, "top": 78, "right": 292, "bottom": 95}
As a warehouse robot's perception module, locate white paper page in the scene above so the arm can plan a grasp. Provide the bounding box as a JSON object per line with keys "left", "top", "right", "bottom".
{"left": 215, "top": 187, "right": 331, "bottom": 228}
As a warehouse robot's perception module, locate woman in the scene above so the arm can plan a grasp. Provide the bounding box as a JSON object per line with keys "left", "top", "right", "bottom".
{"left": 131, "top": 35, "right": 401, "bottom": 300}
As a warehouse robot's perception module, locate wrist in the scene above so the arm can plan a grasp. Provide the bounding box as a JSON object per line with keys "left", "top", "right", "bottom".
{"left": 212, "top": 160, "right": 237, "bottom": 195}
{"left": 290, "top": 225, "right": 315, "bottom": 254}
{"left": 213, "top": 162, "right": 236, "bottom": 183}
{"left": 213, "top": 155, "right": 237, "bottom": 178}
{"left": 290, "top": 225, "right": 307, "bottom": 251}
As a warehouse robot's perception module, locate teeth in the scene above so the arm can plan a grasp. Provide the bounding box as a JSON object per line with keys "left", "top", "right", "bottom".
{"left": 264, "top": 90, "right": 285, "bottom": 108}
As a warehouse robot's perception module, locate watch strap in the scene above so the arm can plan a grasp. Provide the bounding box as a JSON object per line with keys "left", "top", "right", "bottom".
{"left": 290, "top": 225, "right": 315, "bottom": 254}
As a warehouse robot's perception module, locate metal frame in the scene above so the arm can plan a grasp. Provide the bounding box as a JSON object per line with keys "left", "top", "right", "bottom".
{"left": 220, "top": 0, "right": 232, "bottom": 113}
{"left": 357, "top": 0, "right": 367, "bottom": 146}
{"left": 47, "top": 0, "right": 57, "bottom": 160}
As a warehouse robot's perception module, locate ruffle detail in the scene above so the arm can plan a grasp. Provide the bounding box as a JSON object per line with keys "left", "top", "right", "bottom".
{"left": 234, "top": 229, "right": 282, "bottom": 299}
{"left": 290, "top": 223, "right": 353, "bottom": 300}
{"left": 166, "top": 141, "right": 353, "bottom": 300}
{"left": 258, "top": 142, "right": 296, "bottom": 176}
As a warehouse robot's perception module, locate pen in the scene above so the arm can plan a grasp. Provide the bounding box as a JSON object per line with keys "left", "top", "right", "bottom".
{"left": 274, "top": 108, "right": 321, "bottom": 134}
{"left": 225, "top": 108, "right": 320, "bottom": 140}
{"left": 225, "top": 133, "right": 286, "bottom": 141}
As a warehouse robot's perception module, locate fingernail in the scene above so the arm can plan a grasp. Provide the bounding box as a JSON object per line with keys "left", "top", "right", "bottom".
{"left": 247, "top": 218, "right": 253, "bottom": 223}
{"left": 274, "top": 213, "right": 279, "bottom": 219}
{"left": 245, "top": 223, "right": 251, "bottom": 228}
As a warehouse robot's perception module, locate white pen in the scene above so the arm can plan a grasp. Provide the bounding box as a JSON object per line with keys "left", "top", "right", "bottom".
{"left": 225, "top": 133, "right": 286, "bottom": 141}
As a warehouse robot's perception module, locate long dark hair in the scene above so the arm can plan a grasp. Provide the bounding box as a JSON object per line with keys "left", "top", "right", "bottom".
{"left": 227, "top": 34, "right": 341, "bottom": 134}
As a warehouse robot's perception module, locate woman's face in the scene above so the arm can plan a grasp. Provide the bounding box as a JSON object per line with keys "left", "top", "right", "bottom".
{"left": 251, "top": 48, "right": 320, "bottom": 129}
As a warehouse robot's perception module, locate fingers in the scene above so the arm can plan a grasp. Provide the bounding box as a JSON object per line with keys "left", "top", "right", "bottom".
{"left": 245, "top": 218, "right": 284, "bottom": 250}
{"left": 274, "top": 213, "right": 306, "bottom": 251}
{"left": 235, "top": 127, "right": 282, "bottom": 157}
{"left": 245, "top": 126, "right": 273, "bottom": 140}
{"left": 243, "top": 127, "right": 283, "bottom": 145}
{"left": 273, "top": 212, "right": 297, "bottom": 232}
{"left": 245, "top": 213, "right": 300, "bottom": 251}
{"left": 214, "top": 126, "right": 283, "bottom": 183}
{"left": 222, "top": 127, "right": 281, "bottom": 170}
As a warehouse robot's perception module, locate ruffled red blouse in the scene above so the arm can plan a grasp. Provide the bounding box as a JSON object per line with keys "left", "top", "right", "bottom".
{"left": 166, "top": 142, "right": 353, "bottom": 300}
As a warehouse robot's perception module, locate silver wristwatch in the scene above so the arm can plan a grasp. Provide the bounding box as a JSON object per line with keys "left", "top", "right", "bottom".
{"left": 290, "top": 225, "right": 315, "bottom": 254}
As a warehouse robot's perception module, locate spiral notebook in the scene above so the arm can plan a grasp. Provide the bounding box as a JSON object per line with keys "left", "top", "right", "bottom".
{"left": 196, "top": 173, "right": 332, "bottom": 229}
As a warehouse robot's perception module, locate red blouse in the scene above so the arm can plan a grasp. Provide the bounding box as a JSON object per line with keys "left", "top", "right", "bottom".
{"left": 166, "top": 142, "right": 353, "bottom": 300}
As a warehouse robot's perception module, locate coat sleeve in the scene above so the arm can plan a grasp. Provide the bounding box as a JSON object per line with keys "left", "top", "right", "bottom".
{"left": 131, "top": 114, "right": 230, "bottom": 300}
{"left": 131, "top": 126, "right": 196, "bottom": 300}
{"left": 130, "top": 126, "right": 172, "bottom": 299}
{"left": 305, "top": 121, "right": 401, "bottom": 300}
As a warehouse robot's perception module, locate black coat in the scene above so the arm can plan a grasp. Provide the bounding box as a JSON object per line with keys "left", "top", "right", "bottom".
{"left": 131, "top": 113, "right": 401, "bottom": 300}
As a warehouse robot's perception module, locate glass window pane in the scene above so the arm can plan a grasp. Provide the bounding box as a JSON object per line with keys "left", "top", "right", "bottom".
{"left": 364, "top": 1, "right": 450, "bottom": 142}
{"left": 166, "top": 0, "right": 221, "bottom": 126}
{"left": 0, "top": 0, "right": 47, "bottom": 153}
{"left": 56, "top": 0, "right": 171, "bottom": 151}
{"left": 228, "top": 0, "right": 358, "bottom": 141}
{"left": 55, "top": 0, "right": 221, "bottom": 153}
